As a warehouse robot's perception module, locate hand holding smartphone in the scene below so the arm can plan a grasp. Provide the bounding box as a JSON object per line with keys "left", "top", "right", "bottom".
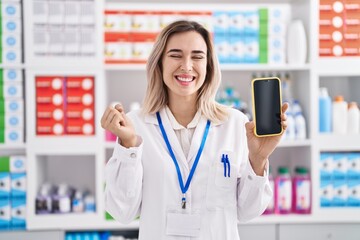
{"left": 251, "top": 77, "right": 283, "bottom": 137}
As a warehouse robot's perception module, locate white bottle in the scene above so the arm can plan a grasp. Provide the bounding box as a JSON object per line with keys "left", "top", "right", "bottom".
{"left": 293, "top": 100, "right": 307, "bottom": 140}
{"left": 283, "top": 104, "right": 295, "bottom": 141}
{"left": 347, "top": 102, "right": 360, "bottom": 134}
{"left": 287, "top": 20, "right": 307, "bottom": 64}
{"left": 332, "top": 95, "right": 348, "bottom": 134}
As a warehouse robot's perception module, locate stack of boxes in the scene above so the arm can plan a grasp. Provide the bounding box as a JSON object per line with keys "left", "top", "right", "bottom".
{"left": 32, "top": 0, "right": 96, "bottom": 57}
{"left": 320, "top": 152, "right": 360, "bottom": 207}
{"left": 319, "top": 0, "right": 360, "bottom": 57}
{"left": 0, "top": 69, "right": 24, "bottom": 144}
{"left": 0, "top": 155, "right": 26, "bottom": 230}
{"left": 1, "top": 0, "right": 22, "bottom": 64}
{"left": 104, "top": 6, "right": 290, "bottom": 65}
{"left": 36, "top": 76, "right": 95, "bottom": 136}
{"left": 104, "top": 10, "right": 212, "bottom": 64}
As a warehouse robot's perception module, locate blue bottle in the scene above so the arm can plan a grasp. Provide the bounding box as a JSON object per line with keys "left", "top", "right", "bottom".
{"left": 319, "top": 88, "right": 332, "bottom": 132}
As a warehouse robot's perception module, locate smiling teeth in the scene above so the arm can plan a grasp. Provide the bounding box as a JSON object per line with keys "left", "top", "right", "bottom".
{"left": 177, "top": 76, "right": 193, "bottom": 82}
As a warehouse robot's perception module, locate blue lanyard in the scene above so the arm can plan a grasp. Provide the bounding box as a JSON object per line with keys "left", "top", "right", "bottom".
{"left": 156, "top": 112, "right": 211, "bottom": 209}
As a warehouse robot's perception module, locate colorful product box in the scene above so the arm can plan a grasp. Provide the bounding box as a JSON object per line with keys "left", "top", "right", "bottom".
{"left": 0, "top": 156, "right": 26, "bottom": 173}
{"left": 10, "top": 173, "right": 26, "bottom": 199}
{"left": 66, "top": 77, "right": 94, "bottom": 135}
{"left": 213, "top": 11, "right": 230, "bottom": 35}
{"left": 320, "top": 153, "right": 334, "bottom": 181}
{"left": 229, "top": 35, "right": 246, "bottom": 63}
{"left": 0, "top": 199, "right": 10, "bottom": 229}
{"left": 159, "top": 13, "right": 183, "bottom": 29}
{"left": 244, "top": 10, "right": 259, "bottom": 36}
{"left": 319, "top": 40, "right": 345, "bottom": 56}
{"left": 332, "top": 179, "right": 348, "bottom": 206}
{"left": 320, "top": 180, "right": 333, "bottom": 207}
{"left": 214, "top": 35, "right": 230, "bottom": 63}
{"left": 11, "top": 198, "right": 26, "bottom": 229}
{"left": 347, "top": 180, "right": 360, "bottom": 206}
{"left": 333, "top": 153, "right": 347, "bottom": 181}
{"left": 0, "top": 172, "right": 10, "bottom": 199}
{"left": 244, "top": 36, "right": 259, "bottom": 63}
{"left": 229, "top": 11, "right": 246, "bottom": 36}
{"left": 104, "top": 11, "right": 132, "bottom": 32}
{"left": 36, "top": 76, "right": 65, "bottom": 135}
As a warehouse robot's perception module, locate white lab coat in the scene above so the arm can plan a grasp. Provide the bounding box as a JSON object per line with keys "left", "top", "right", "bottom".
{"left": 105, "top": 107, "right": 272, "bottom": 240}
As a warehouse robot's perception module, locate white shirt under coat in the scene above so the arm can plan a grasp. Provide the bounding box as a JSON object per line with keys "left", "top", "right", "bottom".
{"left": 105, "top": 107, "right": 272, "bottom": 240}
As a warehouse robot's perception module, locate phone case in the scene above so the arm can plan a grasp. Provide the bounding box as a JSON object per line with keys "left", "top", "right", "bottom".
{"left": 251, "top": 77, "right": 283, "bottom": 137}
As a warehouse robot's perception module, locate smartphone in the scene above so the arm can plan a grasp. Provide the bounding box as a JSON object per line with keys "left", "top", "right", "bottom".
{"left": 251, "top": 77, "right": 283, "bottom": 137}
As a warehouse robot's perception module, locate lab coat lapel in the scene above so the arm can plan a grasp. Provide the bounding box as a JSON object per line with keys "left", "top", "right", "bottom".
{"left": 187, "top": 115, "right": 209, "bottom": 164}
{"left": 158, "top": 108, "right": 190, "bottom": 172}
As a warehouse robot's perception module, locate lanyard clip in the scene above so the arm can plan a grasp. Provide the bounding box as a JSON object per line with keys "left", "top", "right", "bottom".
{"left": 181, "top": 194, "right": 186, "bottom": 209}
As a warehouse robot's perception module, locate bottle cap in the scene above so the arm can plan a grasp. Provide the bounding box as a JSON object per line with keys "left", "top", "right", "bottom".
{"left": 348, "top": 102, "right": 358, "bottom": 109}
{"left": 278, "top": 166, "right": 289, "bottom": 174}
{"left": 334, "top": 95, "right": 344, "bottom": 102}
{"left": 295, "top": 166, "right": 308, "bottom": 174}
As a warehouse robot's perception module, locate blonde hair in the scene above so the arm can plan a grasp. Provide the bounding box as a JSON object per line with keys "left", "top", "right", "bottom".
{"left": 142, "top": 20, "right": 229, "bottom": 123}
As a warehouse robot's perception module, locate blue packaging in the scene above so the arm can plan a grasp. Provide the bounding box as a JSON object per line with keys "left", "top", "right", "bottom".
{"left": 10, "top": 173, "right": 26, "bottom": 199}
{"left": 0, "top": 199, "right": 10, "bottom": 229}
{"left": 11, "top": 198, "right": 26, "bottom": 229}
{"left": 0, "top": 173, "right": 10, "bottom": 199}
{"left": 319, "top": 88, "right": 332, "bottom": 133}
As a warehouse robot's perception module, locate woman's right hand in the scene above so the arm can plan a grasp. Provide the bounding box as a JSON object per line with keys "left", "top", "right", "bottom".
{"left": 100, "top": 103, "right": 137, "bottom": 148}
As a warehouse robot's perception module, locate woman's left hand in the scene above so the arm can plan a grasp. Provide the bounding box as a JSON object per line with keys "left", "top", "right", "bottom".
{"left": 245, "top": 103, "right": 289, "bottom": 176}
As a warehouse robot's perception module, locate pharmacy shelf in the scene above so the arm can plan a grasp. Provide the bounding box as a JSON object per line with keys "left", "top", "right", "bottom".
{"left": 317, "top": 134, "right": 360, "bottom": 151}
{"left": 278, "top": 139, "right": 312, "bottom": 148}
{"left": 317, "top": 58, "right": 360, "bottom": 77}
{"left": 0, "top": 64, "right": 26, "bottom": 69}
{"left": 0, "top": 143, "right": 27, "bottom": 150}
{"left": 104, "top": 64, "right": 311, "bottom": 72}
{"left": 251, "top": 210, "right": 360, "bottom": 224}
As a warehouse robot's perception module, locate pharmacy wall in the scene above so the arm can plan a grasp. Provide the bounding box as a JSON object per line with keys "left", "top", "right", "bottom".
{"left": 0, "top": 0, "right": 360, "bottom": 239}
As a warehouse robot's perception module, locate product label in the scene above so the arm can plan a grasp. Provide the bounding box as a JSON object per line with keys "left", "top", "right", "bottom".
{"left": 296, "top": 180, "right": 311, "bottom": 210}
{"left": 277, "top": 179, "right": 292, "bottom": 211}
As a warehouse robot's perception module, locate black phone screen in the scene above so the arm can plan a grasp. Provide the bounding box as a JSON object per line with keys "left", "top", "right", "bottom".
{"left": 253, "top": 78, "right": 282, "bottom": 136}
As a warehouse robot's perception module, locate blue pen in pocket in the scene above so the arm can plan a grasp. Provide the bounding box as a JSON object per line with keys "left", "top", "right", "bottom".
{"left": 221, "top": 154, "right": 231, "bottom": 177}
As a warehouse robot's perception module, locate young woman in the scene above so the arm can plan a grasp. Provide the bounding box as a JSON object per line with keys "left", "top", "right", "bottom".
{"left": 101, "top": 20, "right": 288, "bottom": 239}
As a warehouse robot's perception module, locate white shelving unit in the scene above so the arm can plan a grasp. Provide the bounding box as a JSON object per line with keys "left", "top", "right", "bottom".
{"left": 1, "top": 0, "right": 359, "bottom": 238}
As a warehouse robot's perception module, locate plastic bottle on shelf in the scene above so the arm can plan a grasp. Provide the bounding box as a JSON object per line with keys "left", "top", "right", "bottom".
{"left": 293, "top": 100, "right": 307, "bottom": 140}
{"left": 275, "top": 167, "right": 292, "bottom": 214}
{"left": 283, "top": 104, "right": 295, "bottom": 141}
{"left": 263, "top": 167, "right": 275, "bottom": 214}
{"left": 35, "top": 183, "right": 53, "bottom": 214}
{"left": 292, "top": 166, "right": 311, "bottom": 214}
{"left": 282, "top": 72, "right": 294, "bottom": 104}
{"left": 347, "top": 102, "right": 360, "bottom": 134}
{"left": 332, "top": 95, "right": 348, "bottom": 134}
{"left": 319, "top": 87, "right": 332, "bottom": 133}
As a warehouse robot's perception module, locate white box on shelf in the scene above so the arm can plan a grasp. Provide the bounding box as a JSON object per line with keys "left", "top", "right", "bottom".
{"left": 1, "top": 128, "right": 24, "bottom": 144}
{"left": 3, "top": 69, "right": 23, "bottom": 83}
{"left": 1, "top": 2, "right": 21, "bottom": 19}
{"left": 3, "top": 113, "right": 24, "bottom": 129}
{"left": 2, "top": 49, "right": 22, "bottom": 64}
{"left": 10, "top": 156, "right": 26, "bottom": 173}
{"left": 11, "top": 198, "right": 26, "bottom": 229}
{"left": 64, "top": 1, "right": 80, "bottom": 25}
{"left": 79, "top": 2, "right": 95, "bottom": 25}
{"left": 47, "top": 1, "right": 64, "bottom": 25}
{"left": 0, "top": 82, "right": 23, "bottom": 98}
{"left": 33, "top": 1, "right": 48, "bottom": 24}
{"left": 2, "top": 33, "right": 22, "bottom": 49}
{"left": 0, "top": 99, "right": 24, "bottom": 114}
{"left": 2, "top": 18, "right": 22, "bottom": 34}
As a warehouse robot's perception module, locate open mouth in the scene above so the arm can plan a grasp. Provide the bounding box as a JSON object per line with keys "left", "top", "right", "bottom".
{"left": 175, "top": 75, "right": 195, "bottom": 83}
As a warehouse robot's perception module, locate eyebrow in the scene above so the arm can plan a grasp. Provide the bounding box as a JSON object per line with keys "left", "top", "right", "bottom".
{"left": 166, "top": 49, "right": 206, "bottom": 55}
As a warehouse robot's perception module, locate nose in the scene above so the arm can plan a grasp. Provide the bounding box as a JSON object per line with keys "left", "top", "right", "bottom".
{"left": 180, "top": 57, "right": 192, "bottom": 72}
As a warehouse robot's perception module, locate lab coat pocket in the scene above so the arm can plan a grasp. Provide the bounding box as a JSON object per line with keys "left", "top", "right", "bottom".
{"left": 215, "top": 162, "right": 237, "bottom": 188}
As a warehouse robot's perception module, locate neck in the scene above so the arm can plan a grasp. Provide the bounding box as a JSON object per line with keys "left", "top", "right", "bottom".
{"left": 168, "top": 96, "right": 197, "bottom": 127}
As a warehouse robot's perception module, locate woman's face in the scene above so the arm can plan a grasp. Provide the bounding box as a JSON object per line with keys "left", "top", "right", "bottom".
{"left": 162, "top": 31, "right": 207, "bottom": 102}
